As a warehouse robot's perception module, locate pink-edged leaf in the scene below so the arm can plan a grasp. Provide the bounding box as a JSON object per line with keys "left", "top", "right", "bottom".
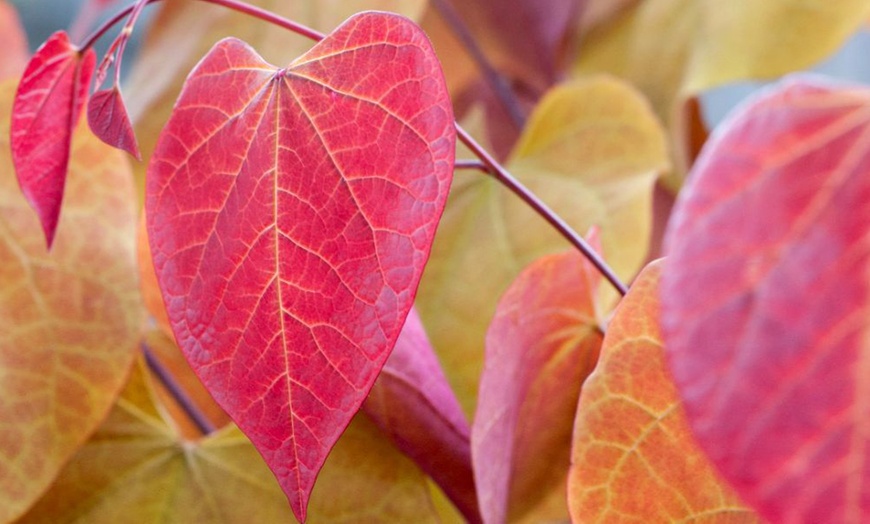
{"left": 473, "top": 240, "right": 603, "bottom": 524}
{"left": 661, "top": 75, "right": 870, "bottom": 523}
{"left": 363, "top": 308, "right": 479, "bottom": 523}
{"left": 10, "top": 31, "right": 95, "bottom": 247}
{"left": 87, "top": 87, "right": 141, "bottom": 159}
{"left": 146, "top": 12, "right": 454, "bottom": 522}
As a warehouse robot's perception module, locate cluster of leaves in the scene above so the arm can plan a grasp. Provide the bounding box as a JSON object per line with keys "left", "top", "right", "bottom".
{"left": 1, "top": 0, "right": 870, "bottom": 523}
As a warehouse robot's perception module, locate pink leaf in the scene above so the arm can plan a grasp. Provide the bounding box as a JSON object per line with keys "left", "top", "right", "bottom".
{"left": 87, "top": 87, "right": 141, "bottom": 159}
{"left": 363, "top": 308, "right": 479, "bottom": 522}
{"left": 661, "top": 75, "right": 870, "bottom": 522}
{"left": 146, "top": 12, "right": 455, "bottom": 521}
{"left": 11, "top": 31, "right": 95, "bottom": 247}
{"left": 473, "top": 241, "right": 603, "bottom": 523}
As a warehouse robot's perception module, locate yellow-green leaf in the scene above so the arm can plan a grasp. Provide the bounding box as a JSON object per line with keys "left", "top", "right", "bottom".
{"left": 417, "top": 76, "right": 667, "bottom": 415}
{"left": 568, "top": 260, "right": 761, "bottom": 523}
{"left": 574, "top": 0, "right": 870, "bottom": 184}
{"left": 18, "top": 359, "right": 440, "bottom": 524}
{"left": 0, "top": 79, "right": 142, "bottom": 522}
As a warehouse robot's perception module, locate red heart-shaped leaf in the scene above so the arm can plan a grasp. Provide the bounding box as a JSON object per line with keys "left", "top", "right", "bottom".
{"left": 146, "top": 12, "right": 454, "bottom": 521}
{"left": 661, "top": 76, "right": 870, "bottom": 522}
{"left": 11, "top": 31, "right": 95, "bottom": 247}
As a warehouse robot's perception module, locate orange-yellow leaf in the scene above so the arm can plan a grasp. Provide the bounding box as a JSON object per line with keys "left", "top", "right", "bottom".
{"left": 418, "top": 76, "right": 667, "bottom": 415}
{"left": 474, "top": 247, "right": 603, "bottom": 523}
{"left": 0, "top": 79, "right": 141, "bottom": 522}
{"left": 568, "top": 260, "right": 760, "bottom": 523}
{"left": 18, "top": 360, "right": 440, "bottom": 524}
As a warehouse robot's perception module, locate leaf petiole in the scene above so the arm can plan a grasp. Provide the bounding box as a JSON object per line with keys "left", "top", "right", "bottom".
{"left": 79, "top": 0, "right": 325, "bottom": 52}
{"left": 142, "top": 342, "right": 216, "bottom": 436}
{"left": 456, "top": 124, "right": 629, "bottom": 296}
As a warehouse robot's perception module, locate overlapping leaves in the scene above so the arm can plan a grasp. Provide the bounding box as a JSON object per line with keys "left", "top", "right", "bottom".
{"left": 10, "top": 31, "right": 95, "bottom": 246}
{"left": 474, "top": 246, "right": 603, "bottom": 523}
{"left": 17, "top": 360, "right": 441, "bottom": 523}
{"left": 570, "top": 261, "right": 760, "bottom": 522}
{"left": 0, "top": 79, "right": 141, "bottom": 522}
{"left": 662, "top": 76, "right": 870, "bottom": 522}
{"left": 417, "top": 76, "right": 667, "bottom": 415}
{"left": 146, "top": 12, "right": 455, "bottom": 520}
{"left": 575, "top": 0, "right": 870, "bottom": 183}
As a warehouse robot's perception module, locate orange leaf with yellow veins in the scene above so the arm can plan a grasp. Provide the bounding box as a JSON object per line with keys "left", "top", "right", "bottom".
{"left": 568, "top": 260, "right": 760, "bottom": 523}
{"left": 19, "top": 360, "right": 440, "bottom": 524}
{"left": 418, "top": 76, "right": 667, "bottom": 416}
{"left": 0, "top": 79, "right": 142, "bottom": 522}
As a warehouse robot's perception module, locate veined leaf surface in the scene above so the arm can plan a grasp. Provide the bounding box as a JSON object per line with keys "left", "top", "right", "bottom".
{"left": 87, "top": 87, "right": 141, "bottom": 159}
{"left": 10, "top": 31, "right": 95, "bottom": 247}
{"left": 570, "top": 261, "right": 760, "bottom": 523}
{"left": 126, "top": 0, "right": 426, "bottom": 198}
{"left": 0, "top": 79, "right": 141, "bottom": 522}
{"left": 474, "top": 247, "right": 603, "bottom": 523}
{"left": 661, "top": 76, "right": 870, "bottom": 522}
{"left": 18, "top": 360, "right": 440, "bottom": 524}
{"left": 418, "top": 77, "right": 667, "bottom": 416}
{"left": 146, "top": 12, "right": 454, "bottom": 521}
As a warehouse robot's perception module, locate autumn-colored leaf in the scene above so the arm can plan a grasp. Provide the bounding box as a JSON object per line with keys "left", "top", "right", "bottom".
{"left": 0, "top": 0, "right": 28, "bottom": 79}
{"left": 18, "top": 360, "right": 440, "bottom": 523}
{"left": 418, "top": 76, "right": 667, "bottom": 415}
{"left": 11, "top": 31, "right": 96, "bottom": 247}
{"left": 474, "top": 244, "right": 603, "bottom": 524}
{"left": 87, "top": 87, "right": 141, "bottom": 159}
{"left": 569, "top": 260, "right": 760, "bottom": 523}
{"left": 421, "top": 0, "right": 585, "bottom": 157}
{"left": 363, "top": 308, "right": 478, "bottom": 522}
{"left": 0, "top": 79, "right": 141, "bottom": 522}
{"left": 125, "top": 0, "right": 426, "bottom": 199}
{"left": 578, "top": 0, "right": 636, "bottom": 34}
{"left": 574, "top": 0, "right": 870, "bottom": 185}
{"left": 146, "top": 12, "right": 454, "bottom": 521}
{"left": 661, "top": 76, "right": 870, "bottom": 523}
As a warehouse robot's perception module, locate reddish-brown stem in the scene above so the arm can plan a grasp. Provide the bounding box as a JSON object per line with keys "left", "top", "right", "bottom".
{"left": 453, "top": 159, "right": 487, "bottom": 171}
{"left": 80, "top": 0, "right": 325, "bottom": 52}
{"left": 142, "top": 342, "right": 217, "bottom": 435}
{"left": 428, "top": 0, "right": 526, "bottom": 130}
{"left": 456, "top": 124, "right": 629, "bottom": 296}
